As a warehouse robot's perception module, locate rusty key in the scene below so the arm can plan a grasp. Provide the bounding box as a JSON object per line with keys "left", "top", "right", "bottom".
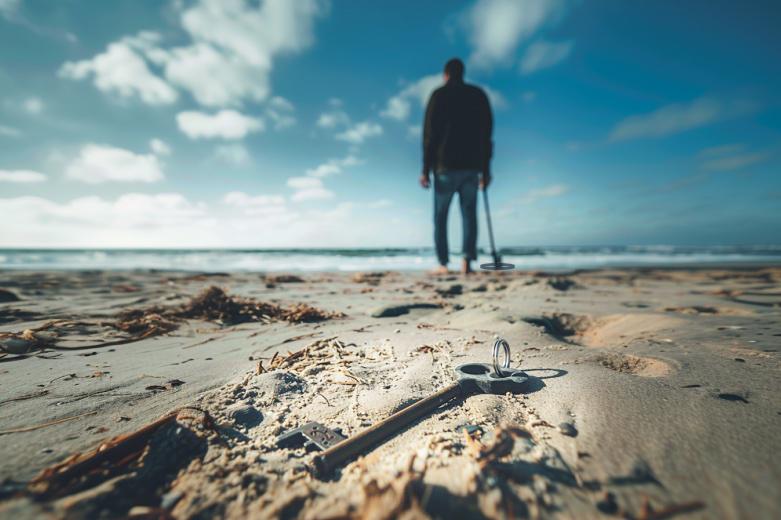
{"left": 312, "top": 339, "right": 528, "bottom": 476}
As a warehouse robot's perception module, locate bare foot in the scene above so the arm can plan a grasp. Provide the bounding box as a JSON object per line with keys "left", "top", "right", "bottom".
{"left": 461, "top": 259, "right": 473, "bottom": 275}
{"left": 431, "top": 265, "right": 450, "bottom": 275}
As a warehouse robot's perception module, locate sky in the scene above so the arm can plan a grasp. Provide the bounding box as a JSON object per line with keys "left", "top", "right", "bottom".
{"left": 0, "top": 0, "right": 779, "bottom": 249}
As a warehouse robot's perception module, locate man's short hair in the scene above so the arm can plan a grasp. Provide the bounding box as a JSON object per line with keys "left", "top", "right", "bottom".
{"left": 444, "top": 58, "right": 464, "bottom": 80}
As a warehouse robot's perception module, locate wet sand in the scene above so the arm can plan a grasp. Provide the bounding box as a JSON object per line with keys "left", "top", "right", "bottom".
{"left": 1, "top": 268, "right": 780, "bottom": 519}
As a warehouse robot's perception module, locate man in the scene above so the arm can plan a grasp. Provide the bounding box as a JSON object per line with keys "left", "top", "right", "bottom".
{"left": 421, "top": 57, "right": 493, "bottom": 275}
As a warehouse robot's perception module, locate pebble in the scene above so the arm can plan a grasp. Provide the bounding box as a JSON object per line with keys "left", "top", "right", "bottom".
{"left": 558, "top": 421, "right": 578, "bottom": 437}
{"left": 1, "top": 338, "right": 32, "bottom": 355}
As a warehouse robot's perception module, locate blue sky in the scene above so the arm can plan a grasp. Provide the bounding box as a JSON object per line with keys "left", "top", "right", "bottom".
{"left": 0, "top": 0, "right": 779, "bottom": 248}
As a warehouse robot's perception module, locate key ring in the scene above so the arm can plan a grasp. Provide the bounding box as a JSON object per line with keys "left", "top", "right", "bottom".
{"left": 492, "top": 338, "right": 511, "bottom": 376}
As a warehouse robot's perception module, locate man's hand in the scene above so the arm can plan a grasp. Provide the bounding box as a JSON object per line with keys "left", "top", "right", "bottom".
{"left": 480, "top": 171, "right": 492, "bottom": 190}
{"left": 419, "top": 172, "right": 431, "bottom": 189}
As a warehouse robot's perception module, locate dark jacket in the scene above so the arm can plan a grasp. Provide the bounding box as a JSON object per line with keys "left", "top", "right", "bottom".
{"left": 422, "top": 78, "right": 493, "bottom": 174}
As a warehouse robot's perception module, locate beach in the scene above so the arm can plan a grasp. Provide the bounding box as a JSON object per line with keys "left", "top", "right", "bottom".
{"left": 1, "top": 267, "right": 779, "bottom": 518}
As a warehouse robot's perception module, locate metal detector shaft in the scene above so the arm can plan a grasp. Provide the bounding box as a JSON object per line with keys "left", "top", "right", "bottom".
{"left": 482, "top": 188, "right": 501, "bottom": 265}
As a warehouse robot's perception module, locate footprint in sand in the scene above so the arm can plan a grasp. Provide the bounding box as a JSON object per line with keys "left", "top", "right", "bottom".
{"left": 716, "top": 393, "right": 749, "bottom": 403}
{"left": 664, "top": 305, "right": 753, "bottom": 316}
{"left": 594, "top": 353, "right": 673, "bottom": 377}
{"left": 522, "top": 312, "right": 685, "bottom": 348}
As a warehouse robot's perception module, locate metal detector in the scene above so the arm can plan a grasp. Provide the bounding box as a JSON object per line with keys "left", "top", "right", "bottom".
{"left": 479, "top": 188, "right": 514, "bottom": 271}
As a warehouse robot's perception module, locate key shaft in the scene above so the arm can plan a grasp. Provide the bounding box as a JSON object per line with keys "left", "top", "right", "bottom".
{"left": 312, "top": 382, "right": 464, "bottom": 476}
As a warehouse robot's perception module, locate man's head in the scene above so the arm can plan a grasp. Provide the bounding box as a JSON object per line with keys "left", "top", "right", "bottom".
{"left": 444, "top": 58, "right": 464, "bottom": 82}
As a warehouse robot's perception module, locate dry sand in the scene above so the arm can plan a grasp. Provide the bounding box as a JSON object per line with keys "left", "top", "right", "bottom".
{"left": 0, "top": 267, "right": 779, "bottom": 519}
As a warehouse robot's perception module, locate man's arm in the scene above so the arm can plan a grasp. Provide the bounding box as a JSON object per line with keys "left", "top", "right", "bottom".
{"left": 421, "top": 90, "right": 439, "bottom": 189}
{"left": 480, "top": 90, "right": 493, "bottom": 189}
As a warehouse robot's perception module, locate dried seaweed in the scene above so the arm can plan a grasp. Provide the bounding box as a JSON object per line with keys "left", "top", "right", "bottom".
{"left": 178, "top": 286, "right": 343, "bottom": 325}
{"left": 113, "top": 309, "right": 180, "bottom": 337}
{"left": 265, "top": 274, "right": 305, "bottom": 284}
{"left": 352, "top": 272, "right": 390, "bottom": 286}
{"left": 1, "top": 287, "right": 344, "bottom": 355}
{"left": 28, "top": 407, "right": 214, "bottom": 499}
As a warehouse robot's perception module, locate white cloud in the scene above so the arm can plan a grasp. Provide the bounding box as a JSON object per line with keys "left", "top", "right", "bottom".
{"left": 215, "top": 143, "right": 252, "bottom": 165}
{"left": 520, "top": 183, "right": 569, "bottom": 204}
{"left": 466, "top": 0, "right": 564, "bottom": 68}
{"left": 0, "top": 0, "right": 20, "bottom": 19}
{"left": 265, "top": 95, "right": 296, "bottom": 129}
{"left": 0, "top": 192, "right": 427, "bottom": 248}
{"left": 176, "top": 109, "right": 264, "bottom": 140}
{"left": 317, "top": 108, "right": 350, "bottom": 128}
{"left": 701, "top": 150, "right": 770, "bottom": 172}
{"left": 0, "top": 170, "right": 47, "bottom": 183}
{"left": 305, "top": 155, "right": 361, "bottom": 178}
{"left": 0, "top": 193, "right": 213, "bottom": 247}
{"left": 522, "top": 91, "right": 537, "bottom": 102}
{"left": 224, "top": 191, "right": 285, "bottom": 207}
{"left": 519, "top": 40, "right": 573, "bottom": 74}
{"left": 153, "top": 42, "right": 268, "bottom": 108}
{"left": 59, "top": 33, "right": 179, "bottom": 105}
{"left": 335, "top": 121, "right": 383, "bottom": 144}
{"left": 149, "top": 138, "right": 171, "bottom": 156}
{"left": 65, "top": 144, "right": 164, "bottom": 184}
{"left": 287, "top": 176, "right": 334, "bottom": 201}
{"left": 407, "top": 125, "right": 422, "bottom": 138}
{"left": 609, "top": 97, "right": 755, "bottom": 142}
{"left": 381, "top": 74, "right": 442, "bottom": 121}
{"left": 268, "top": 96, "right": 294, "bottom": 111}
{"left": 223, "top": 191, "right": 286, "bottom": 216}
{"left": 0, "top": 124, "right": 21, "bottom": 137}
{"left": 58, "top": 1, "right": 325, "bottom": 108}
{"left": 23, "top": 97, "right": 44, "bottom": 114}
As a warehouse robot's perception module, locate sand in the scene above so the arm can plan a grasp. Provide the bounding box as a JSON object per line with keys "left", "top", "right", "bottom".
{"left": 0, "top": 267, "right": 779, "bottom": 519}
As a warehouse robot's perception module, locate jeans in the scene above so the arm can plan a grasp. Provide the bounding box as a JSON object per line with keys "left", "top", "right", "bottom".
{"left": 434, "top": 170, "right": 479, "bottom": 266}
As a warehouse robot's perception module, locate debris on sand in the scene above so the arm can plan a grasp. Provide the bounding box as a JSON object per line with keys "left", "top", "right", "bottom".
{"left": 112, "top": 309, "right": 180, "bottom": 338}
{"left": 355, "top": 458, "right": 430, "bottom": 520}
{"left": 28, "top": 408, "right": 214, "bottom": 501}
{"left": 463, "top": 424, "right": 532, "bottom": 468}
{"left": 179, "top": 286, "right": 280, "bottom": 324}
{"left": 262, "top": 337, "right": 358, "bottom": 374}
{"left": 352, "top": 272, "right": 391, "bottom": 286}
{"left": 436, "top": 283, "right": 463, "bottom": 297}
{"left": 265, "top": 274, "right": 305, "bottom": 284}
{"left": 547, "top": 277, "right": 579, "bottom": 291}
{"left": 179, "top": 286, "right": 343, "bottom": 325}
{"left": 1, "top": 327, "right": 58, "bottom": 359}
{"left": 2, "top": 287, "right": 344, "bottom": 356}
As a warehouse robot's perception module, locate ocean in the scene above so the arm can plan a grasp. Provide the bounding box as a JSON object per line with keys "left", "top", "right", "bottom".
{"left": 0, "top": 246, "right": 779, "bottom": 272}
